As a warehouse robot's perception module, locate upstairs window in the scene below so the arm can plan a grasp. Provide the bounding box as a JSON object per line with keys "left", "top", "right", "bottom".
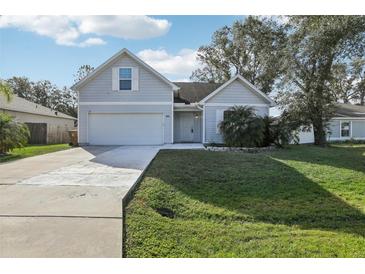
{"left": 119, "top": 68, "right": 132, "bottom": 91}
{"left": 341, "top": 121, "right": 351, "bottom": 137}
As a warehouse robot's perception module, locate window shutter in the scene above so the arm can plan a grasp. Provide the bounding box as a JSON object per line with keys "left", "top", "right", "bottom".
{"left": 112, "top": 67, "right": 119, "bottom": 91}
{"left": 132, "top": 67, "right": 139, "bottom": 91}
{"left": 216, "top": 109, "right": 224, "bottom": 133}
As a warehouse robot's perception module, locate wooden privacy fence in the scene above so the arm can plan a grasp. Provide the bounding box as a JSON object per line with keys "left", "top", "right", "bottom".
{"left": 25, "top": 122, "right": 47, "bottom": 144}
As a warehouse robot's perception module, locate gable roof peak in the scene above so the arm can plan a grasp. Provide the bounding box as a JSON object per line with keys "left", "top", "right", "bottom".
{"left": 72, "top": 48, "right": 179, "bottom": 91}
{"left": 199, "top": 74, "right": 275, "bottom": 106}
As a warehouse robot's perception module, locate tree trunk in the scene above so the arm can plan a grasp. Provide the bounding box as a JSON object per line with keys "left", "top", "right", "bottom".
{"left": 313, "top": 121, "right": 327, "bottom": 146}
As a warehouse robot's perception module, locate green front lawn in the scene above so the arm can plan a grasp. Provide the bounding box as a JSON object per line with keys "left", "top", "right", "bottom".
{"left": 0, "top": 144, "right": 72, "bottom": 163}
{"left": 125, "top": 144, "right": 365, "bottom": 257}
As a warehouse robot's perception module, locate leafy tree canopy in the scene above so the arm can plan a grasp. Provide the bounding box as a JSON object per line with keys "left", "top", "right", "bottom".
{"left": 0, "top": 80, "right": 13, "bottom": 102}
{"left": 73, "top": 64, "right": 95, "bottom": 83}
{"left": 3, "top": 65, "right": 94, "bottom": 118}
{"left": 331, "top": 58, "right": 365, "bottom": 105}
{"left": 277, "top": 15, "right": 365, "bottom": 145}
{"left": 191, "top": 16, "right": 287, "bottom": 94}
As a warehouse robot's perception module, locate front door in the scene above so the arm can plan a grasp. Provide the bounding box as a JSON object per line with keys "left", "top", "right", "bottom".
{"left": 178, "top": 112, "right": 194, "bottom": 142}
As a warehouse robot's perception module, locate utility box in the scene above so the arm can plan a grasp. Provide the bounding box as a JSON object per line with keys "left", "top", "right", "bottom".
{"left": 68, "top": 129, "right": 78, "bottom": 146}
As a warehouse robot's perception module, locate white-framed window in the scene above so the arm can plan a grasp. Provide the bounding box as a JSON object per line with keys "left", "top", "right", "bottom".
{"left": 340, "top": 121, "right": 351, "bottom": 138}
{"left": 119, "top": 67, "right": 132, "bottom": 91}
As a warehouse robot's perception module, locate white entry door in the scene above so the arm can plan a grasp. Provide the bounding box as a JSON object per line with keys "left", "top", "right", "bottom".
{"left": 179, "top": 112, "right": 194, "bottom": 142}
{"left": 88, "top": 113, "right": 164, "bottom": 145}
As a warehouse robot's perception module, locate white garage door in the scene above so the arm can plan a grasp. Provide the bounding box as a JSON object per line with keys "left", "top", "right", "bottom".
{"left": 88, "top": 113, "right": 164, "bottom": 145}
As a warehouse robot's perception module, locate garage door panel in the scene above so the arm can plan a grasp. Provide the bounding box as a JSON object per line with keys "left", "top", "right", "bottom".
{"left": 88, "top": 113, "right": 163, "bottom": 145}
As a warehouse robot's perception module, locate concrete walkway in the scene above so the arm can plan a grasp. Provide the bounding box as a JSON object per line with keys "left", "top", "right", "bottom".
{"left": 0, "top": 146, "right": 161, "bottom": 257}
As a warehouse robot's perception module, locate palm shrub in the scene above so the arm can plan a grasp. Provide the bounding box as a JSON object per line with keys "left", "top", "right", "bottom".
{"left": 219, "top": 106, "right": 265, "bottom": 147}
{"left": 0, "top": 113, "right": 30, "bottom": 154}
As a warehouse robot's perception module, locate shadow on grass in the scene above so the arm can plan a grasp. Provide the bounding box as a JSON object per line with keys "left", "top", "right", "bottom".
{"left": 145, "top": 149, "right": 365, "bottom": 237}
{"left": 271, "top": 144, "right": 365, "bottom": 174}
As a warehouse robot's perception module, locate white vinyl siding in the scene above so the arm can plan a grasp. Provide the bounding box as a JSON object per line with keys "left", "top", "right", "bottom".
{"left": 297, "top": 126, "right": 314, "bottom": 144}
{"left": 112, "top": 68, "right": 119, "bottom": 91}
{"left": 206, "top": 80, "right": 268, "bottom": 104}
{"left": 352, "top": 120, "right": 365, "bottom": 138}
{"left": 203, "top": 78, "right": 271, "bottom": 143}
{"left": 78, "top": 52, "right": 174, "bottom": 145}
{"left": 203, "top": 79, "right": 269, "bottom": 143}
{"left": 298, "top": 119, "right": 365, "bottom": 143}
{"left": 328, "top": 120, "right": 341, "bottom": 139}
{"left": 79, "top": 54, "right": 172, "bottom": 102}
{"left": 215, "top": 109, "right": 224, "bottom": 133}
{"left": 328, "top": 119, "right": 365, "bottom": 140}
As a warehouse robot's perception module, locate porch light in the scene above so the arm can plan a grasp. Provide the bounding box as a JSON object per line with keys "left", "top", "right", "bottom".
{"left": 194, "top": 113, "right": 199, "bottom": 119}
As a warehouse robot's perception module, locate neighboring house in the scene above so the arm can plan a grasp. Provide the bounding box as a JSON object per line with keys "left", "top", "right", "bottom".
{"left": 0, "top": 94, "right": 76, "bottom": 144}
{"left": 297, "top": 103, "right": 365, "bottom": 143}
{"left": 72, "top": 48, "right": 275, "bottom": 145}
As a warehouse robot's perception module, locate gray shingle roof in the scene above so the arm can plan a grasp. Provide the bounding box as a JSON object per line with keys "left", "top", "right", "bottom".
{"left": 173, "top": 82, "right": 223, "bottom": 103}
{"left": 0, "top": 94, "right": 76, "bottom": 120}
{"left": 335, "top": 103, "right": 365, "bottom": 118}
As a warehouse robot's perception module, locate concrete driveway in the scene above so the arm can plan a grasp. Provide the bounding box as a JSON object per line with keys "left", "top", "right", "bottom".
{"left": 0, "top": 146, "right": 160, "bottom": 257}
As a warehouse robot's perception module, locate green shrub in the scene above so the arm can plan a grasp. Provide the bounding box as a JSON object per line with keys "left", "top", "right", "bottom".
{"left": 261, "top": 115, "right": 277, "bottom": 146}
{"left": 262, "top": 115, "right": 300, "bottom": 147}
{"left": 219, "top": 106, "right": 265, "bottom": 147}
{"left": 0, "top": 113, "right": 30, "bottom": 154}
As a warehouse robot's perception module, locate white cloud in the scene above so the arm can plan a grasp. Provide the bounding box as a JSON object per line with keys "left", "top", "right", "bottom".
{"left": 79, "top": 37, "right": 106, "bottom": 47}
{"left": 0, "top": 16, "right": 80, "bottom": 46}
{"left": 75, "top": 16, "right": 171, "bottom": 39}
{"left": 0, "top": 15, "right": 171, "bottom": 47}
{"left": 137, "top": 48, "right": 200, "bottom": 80}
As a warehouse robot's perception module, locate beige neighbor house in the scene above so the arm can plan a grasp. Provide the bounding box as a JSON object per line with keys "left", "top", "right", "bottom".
{"left": 0, "top": 94, "right": 76, "bottom": 144}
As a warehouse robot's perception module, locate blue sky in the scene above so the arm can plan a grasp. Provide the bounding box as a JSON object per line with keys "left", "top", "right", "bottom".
{"left": 0, "top": 16, "right": 244, "bottom": 87}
